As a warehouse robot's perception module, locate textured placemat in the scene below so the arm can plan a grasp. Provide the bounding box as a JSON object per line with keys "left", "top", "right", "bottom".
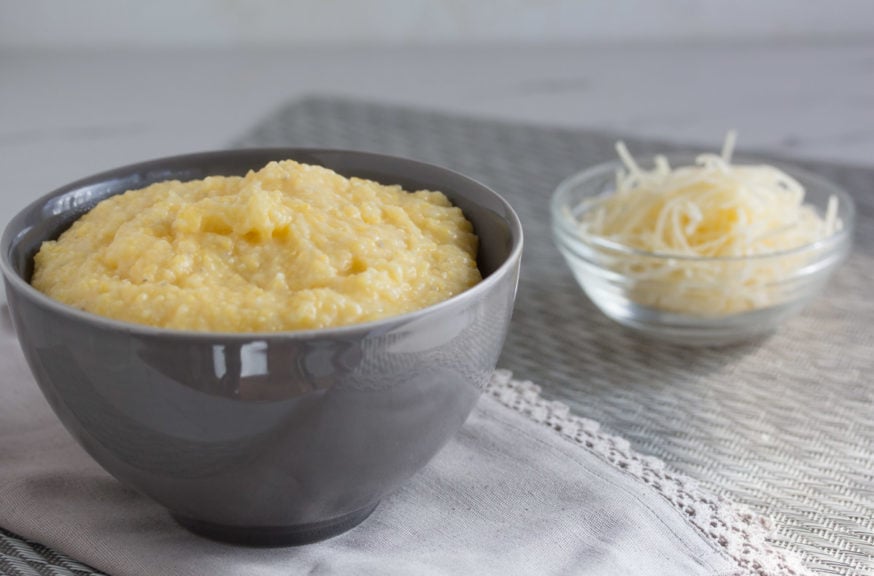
{"left": 1, "top": 97, "right": 870, "bottom": 575}
{"left": 229, "top": 97, "right": 873, "bottom": 576}
{"left": 0, "top": 528, "right": 101, "bottom": 576}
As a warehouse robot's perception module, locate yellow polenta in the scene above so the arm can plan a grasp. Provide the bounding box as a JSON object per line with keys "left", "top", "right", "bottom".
{"left": 32, "top": 160, "right": 482, "bottom": 332}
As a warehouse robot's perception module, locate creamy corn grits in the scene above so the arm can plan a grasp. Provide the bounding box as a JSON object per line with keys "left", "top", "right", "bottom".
{"left": 32, "top": 160, "right": 482, "bottom": 332}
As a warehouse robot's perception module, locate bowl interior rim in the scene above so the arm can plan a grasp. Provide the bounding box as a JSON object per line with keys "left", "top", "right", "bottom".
{"left": 551, "top": 154, "right": 856, "bottom": 263}
{"left": 0, "top": 147, "right": 524, "bottom": 341}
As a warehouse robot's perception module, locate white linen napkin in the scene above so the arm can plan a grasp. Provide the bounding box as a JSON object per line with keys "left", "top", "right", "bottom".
{"left": 0, "top": 315, "right": 808, "bottom": 576}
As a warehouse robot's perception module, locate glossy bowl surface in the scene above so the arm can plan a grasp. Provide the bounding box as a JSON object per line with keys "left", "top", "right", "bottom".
{"left": 0, "top": 148, "right": 523, "bottom": 545}
{"left": 551, "top": 155, "right": 854, "bottom": 346}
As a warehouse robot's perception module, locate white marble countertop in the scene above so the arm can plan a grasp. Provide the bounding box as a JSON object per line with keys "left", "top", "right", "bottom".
{"left": 1, "top": 40, "right": 873, "bottom": 575}
{"left": 2, "top": 40, "right": 873, "bottom": 221}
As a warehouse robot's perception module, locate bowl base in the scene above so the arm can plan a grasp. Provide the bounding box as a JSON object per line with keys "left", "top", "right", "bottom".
{"left": 173, "top": 502, "right": 379, "bottom": 547}
{"left": 619, "top": 320, "right": 777, "bottom": 347}
{"left": 590, "top": 295, "right": 802, "bottom": 346}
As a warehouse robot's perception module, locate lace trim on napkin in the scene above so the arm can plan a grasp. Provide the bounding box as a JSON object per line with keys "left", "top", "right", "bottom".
{"left": 486, "top": 370, "right": 812, "bottom": 576}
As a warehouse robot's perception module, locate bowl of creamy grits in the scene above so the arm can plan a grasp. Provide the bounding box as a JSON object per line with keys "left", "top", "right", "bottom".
{"left": 0, "top": 148, "right": 523, "bottom": 545}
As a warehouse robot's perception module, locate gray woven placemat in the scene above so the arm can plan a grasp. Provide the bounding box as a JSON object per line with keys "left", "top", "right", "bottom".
{"left": 0, "top": 528, "right": 100, "bottom": 576}
{"left": 2, "top": 96, "right": 871, "bottom": 575}
{"left": 228, "top": 97, "right": 873, "bottom": 575}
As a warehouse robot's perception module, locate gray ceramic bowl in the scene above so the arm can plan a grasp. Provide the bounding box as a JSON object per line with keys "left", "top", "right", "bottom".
{"left": 0, "top": 149, "right": 523, "bottom": 546}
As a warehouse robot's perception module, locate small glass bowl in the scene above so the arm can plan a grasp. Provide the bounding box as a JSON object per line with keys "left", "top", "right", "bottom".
{"left": 550, "top": 155, "right": 855, "bottom": 346}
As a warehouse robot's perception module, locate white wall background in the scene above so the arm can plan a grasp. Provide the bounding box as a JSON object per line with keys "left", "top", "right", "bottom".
{"left": 2, "top": 0, "right": 874, "bottom": 49}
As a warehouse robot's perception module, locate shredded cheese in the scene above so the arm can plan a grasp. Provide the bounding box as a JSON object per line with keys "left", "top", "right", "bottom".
{"left": 577, "top": 134, "right": 842, "bottom": 315}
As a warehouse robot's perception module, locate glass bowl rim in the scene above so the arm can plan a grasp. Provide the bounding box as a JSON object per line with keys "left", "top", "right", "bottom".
{"left": 551, "top": 154, "right": 856, "bottom": 264}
